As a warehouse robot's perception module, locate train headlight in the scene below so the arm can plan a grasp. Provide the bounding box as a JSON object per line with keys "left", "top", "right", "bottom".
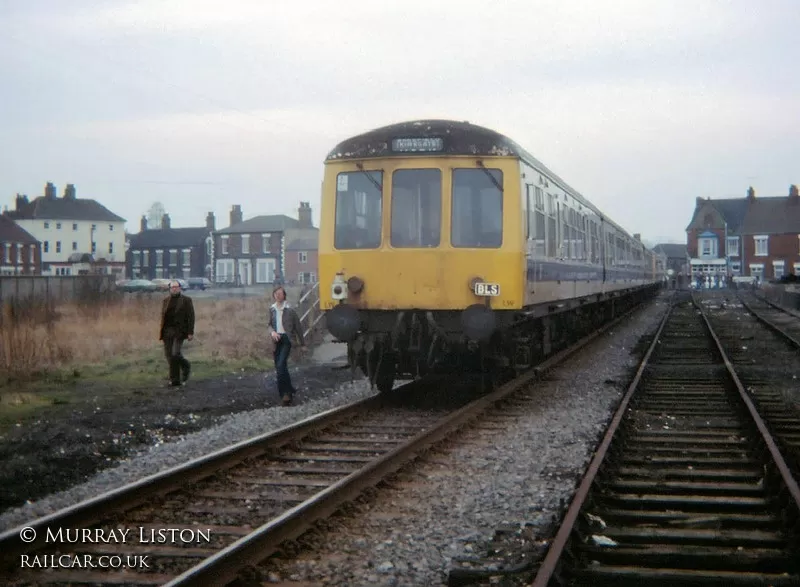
{"left": 331, "top": 272, "right": 348, "bottom": 300}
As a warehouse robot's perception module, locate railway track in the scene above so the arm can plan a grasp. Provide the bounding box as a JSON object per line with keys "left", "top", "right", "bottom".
{"left": 531, "top": 294, "right": 800, "bottom": 586}
{"left": 736, "top": 291, "right": 800, "bottom": 348}
{"left": 0, "top": 296, "right": 657, "bottom": 587}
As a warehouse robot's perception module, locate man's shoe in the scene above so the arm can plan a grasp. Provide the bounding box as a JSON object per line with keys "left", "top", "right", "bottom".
{"left": 281, "top": 394, "right": 292, "bottom": 406}
{"left": 168, "top": 381, "right": 182, "bottom": 388}
{"left": 182, "top": 364, "right": 191, "bottom": 383}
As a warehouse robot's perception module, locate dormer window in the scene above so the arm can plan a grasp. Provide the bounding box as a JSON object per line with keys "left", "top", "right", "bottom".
{"left": 697, "top": 231, "right": 718, "bottom": 257}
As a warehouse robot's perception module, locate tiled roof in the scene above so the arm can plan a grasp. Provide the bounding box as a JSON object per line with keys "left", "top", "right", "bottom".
{"left": 286, "top": 237, "right": 318, "bottom": 251}
{"left": 653, "top": 243, "right": 688, "bottom": 258}
{"left": 0, "top": 215, "right": 39, "bottom": 244}
{"left": 739, "top": 197, "right": 800, "bottom": 235}
{"left": 217, "top": 215, "right": 300, "bottom": 234}
{"left": 5, "top": 196, "right": 125, "bottom": 222}
{"left": 129, "top": 227, "right": 210, "bottom": 248}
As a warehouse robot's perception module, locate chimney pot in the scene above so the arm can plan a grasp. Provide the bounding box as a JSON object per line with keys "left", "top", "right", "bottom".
{"left": 229, "top": 205, "right": 243, "bottom": 227}
{"left": 790, "top": 184, "right": 799, "bottom": 198}
{"left": 45, "top": 182, "right": 57, "bottom": 200}
{"left": 206, "top": 211, "right": 216, "bottom": 232}
{"left": 747, "top": 186, "right": 755, "bottom": 200}
{"left": 298, "top": 201, "right": 313, "bottom": 228}
{"left": 63, "top": 184, "right": 76, "bottom": 200}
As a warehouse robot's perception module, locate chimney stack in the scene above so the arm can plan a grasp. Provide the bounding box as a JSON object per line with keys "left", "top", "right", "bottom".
{"left": 140, "top": 215, "right": 148, "bottom": 232}
{"left": 747, "top": 186, "right": 756, "bottom": 201}
{"left": 696, "top": 196, "right": 704, "bottom": 207}
{"left": 298, "top": 201, "right": 313, "bottom": 228}
{"left": 790, "top": 184, "right": 799, "bottom": 199}
{"left": 162, "top": 214, "right": 171, "bottom": 229}
{"left": 15, "top": 194, "right": 30, "bottom": 212}
{"left": 63, "top": 184, "right": 76, "bottom": 200}
{"left": 206, "top": 211, "right": 216, "bottom": 232}
{"left": 230, "top": 204, "right": 243, "bottom": 227}
{"left": 44, "top": 182, "right": 57, "bottom": 200}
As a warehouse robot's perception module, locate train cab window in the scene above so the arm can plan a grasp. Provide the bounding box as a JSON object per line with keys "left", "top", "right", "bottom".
{"left": 334, "top": 171, "right": 383, "bottom": 249}
{"left": 451, "top": 168, "right": 503, "bottom": 248}
{"left": 390, "top": 169, "right": 441, "bottom": 248}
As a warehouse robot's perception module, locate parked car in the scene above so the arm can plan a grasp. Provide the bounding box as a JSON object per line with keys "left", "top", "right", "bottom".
{"left": 187, "top": 277, "right": 212, "bottom": 290}
{"left": 151, "top": 278, "right": 171, "bottom": 291}
{"left": 121, "top": 279, "right": 158, "bottom": 293}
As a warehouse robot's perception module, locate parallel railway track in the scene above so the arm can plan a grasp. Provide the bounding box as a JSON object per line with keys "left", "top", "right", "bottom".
{"left": 531, "top": 294, "right": 800, "bottom": 586}
{"left": 0, "top": 295, "right": 656, "bottom": 586}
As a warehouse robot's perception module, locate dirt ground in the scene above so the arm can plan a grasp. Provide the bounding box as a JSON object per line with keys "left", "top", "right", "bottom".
{"left": 0, "top": 361, "right": 364, "bottom": 514}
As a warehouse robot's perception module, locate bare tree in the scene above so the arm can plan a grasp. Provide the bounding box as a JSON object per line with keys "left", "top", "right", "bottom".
{"left": 146, "top": 202, "right": 166, "bottom": 229}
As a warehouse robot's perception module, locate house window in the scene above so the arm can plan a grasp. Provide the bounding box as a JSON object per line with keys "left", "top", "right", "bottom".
{"left": 754, "top": 235, "right": 768, "bottom": 256}
{"left": 143, "top": 251, "right": 149, "bottom": 266}
{"left": 749, "top": 263, "right": 764, "bottom": 279}
{"left": 29, "top": 245, "right": 35, "bottom": 263}
{"left": 169, "top": 249, "right": 178, "bottom": 266}
{"left": 72, "top": 241, "right": 78, "bottom": 251}
{"left": 183, "top": 249, "right": 191, "bottom": 267}
{"left": 262, "top": 233, "right": 271, "bottom": 254}
{"left": 72, "top": 223, "right": 78, "bottom": 231}
{"left": 774, "top": 261, "right": 785, "bottom": 279}
{"left": 56, "top": 222, "right": 61, "bottom": 230}
{"left": 794, "top": 262, "right": 800, "bottom": 276}
{"left": 215, "top": 259, "right": 235, "bottom": 282}
{"left": 241, "top": 235, "right": 250, "bottom": 254}
{"left": 730, "top": 262, "right": 741, "bottom": 273}
{"left": 109, "top": 225, "right": 114, "bottom": 231}
{"left": 256, "top": 258, "right": 276, "bottom": 283}
{"left": 221, "top": 236, "right": 229, "bottom": 255}
{"left": 91, "top": 224, "right": 96, "bottom": 231}
{"left": 726, "top": 237, "right": 739, "bottom": 257}
{"left": 133, "top": 251, "right": 141, "bottom": 267}
{"left": 44, "top": 241, "right": 49, "bottom": 253}
{"left": 44, "top": 222, "right": 49, "bottom": 229}
{"left": 108, "top": 242, "right": 114, "bottom": 254}
{"left": 2, "top": 244, "right": 9, "bottom": 263}
{"left": 298, "top": 272, "right": 316, "bottom": 284}
{"left": 698, "top": 237, "right": 717, "bottom": 257}
{"left": 16, "top": 244, "right": 22, "bottom": 263}
{"left": 298, "top": 251, "right": 307, "bottom": 263}
{"left": 156, "top": 250, "right": 164, "bottom": 266}
{"left": 56, "top": 241, "right": 62, "bottom": 253}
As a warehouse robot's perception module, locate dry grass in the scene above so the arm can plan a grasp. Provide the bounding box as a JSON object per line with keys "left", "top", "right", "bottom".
{"left": 0, "top": 295, "right": 273, "bottom": 388}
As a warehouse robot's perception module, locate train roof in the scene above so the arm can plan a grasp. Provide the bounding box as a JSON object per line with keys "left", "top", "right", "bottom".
{"left": 326, "top": 119, "right": 649, "bottom": 249}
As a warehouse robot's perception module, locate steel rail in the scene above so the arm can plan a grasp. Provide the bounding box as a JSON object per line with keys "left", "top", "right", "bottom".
{"left": 737, "top": 293, "right": 800, "bottom": 349}
{"left": 161, "top": 291, "right": 658, "bottom": 586}
{"left": 530, "top": 292, "right": 800, "bottom": 587}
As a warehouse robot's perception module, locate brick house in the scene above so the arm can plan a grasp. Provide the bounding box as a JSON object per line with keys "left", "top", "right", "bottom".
{"left": 0, "top": 215, "right": 42, "bottom": 275}
{"left": 652, "top": 243, "right": 689, "bottom": 277}
{"left": 127, "top": 212, "right": 216, "bottom": 280}
{"left": 686, "top": 185, "right": 800, "bottom": 282}
{"left": 213, "top": 202, "right": 317, "bottom": 285}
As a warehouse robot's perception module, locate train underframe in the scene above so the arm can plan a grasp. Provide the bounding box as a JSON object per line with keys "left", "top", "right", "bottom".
{"left": 341, "top": 285, "right": 661, "bottom": 393}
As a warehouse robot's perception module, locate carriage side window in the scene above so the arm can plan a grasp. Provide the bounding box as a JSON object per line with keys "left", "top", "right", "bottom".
{"left": 334, "top": 171, "right": 383, "bottom": 249}
{"left": 534, "top": 187, "right": 546, "bottom": 258}
{"left": 545, "top": 192, "right": 557, "bottom": 257}
{"left": 391, "top": 169, "right": 441, "bottom": 248}
{"left": 451, "top": 168, "right": 503, "bottom": 248}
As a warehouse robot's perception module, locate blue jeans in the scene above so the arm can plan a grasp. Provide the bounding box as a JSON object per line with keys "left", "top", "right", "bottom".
{"left": 273, "top": 334, "right": 294, "bottom": 398}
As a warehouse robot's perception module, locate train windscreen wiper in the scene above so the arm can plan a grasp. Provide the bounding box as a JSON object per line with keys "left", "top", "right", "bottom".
{"left": 356, "top": 162, "right": 383, "bottom": 193}
{"left": 476, "top": 160, "right": 503, "bottom": 193}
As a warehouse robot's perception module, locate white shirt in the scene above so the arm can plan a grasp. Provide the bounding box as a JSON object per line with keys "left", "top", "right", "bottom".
{"left": 273, "top": 302, "right": 286, "bottom": 334}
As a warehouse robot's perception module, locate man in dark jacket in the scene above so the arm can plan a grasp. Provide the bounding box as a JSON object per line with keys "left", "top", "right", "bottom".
{"left": 159, "top": 280, "right": 195, "bottom": 387}
{"left": 267, "top": 286, "right": 306, "bottom": 405}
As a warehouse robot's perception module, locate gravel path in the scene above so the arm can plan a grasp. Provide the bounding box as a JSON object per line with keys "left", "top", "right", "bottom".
{"left": 252, "top": 294, "right": 671, "bottom": 586}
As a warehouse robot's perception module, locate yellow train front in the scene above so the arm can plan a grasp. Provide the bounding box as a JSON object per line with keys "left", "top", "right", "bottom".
{"left": 319, "top": 120, "right": 658, "bottom": 392}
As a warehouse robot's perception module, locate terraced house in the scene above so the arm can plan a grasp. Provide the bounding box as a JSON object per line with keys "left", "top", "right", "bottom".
{"left": 686, "top": 185, "right": 800, "bottom": 281}
{"left": 3, "top": 182, "right": 126, "bottom": 277}
{"left": 0, "top": 214, "right": 41, "bottom": 275}
{"left": 213, "top": 202, "right": 318, "bottom": 285}
{"left": 127, "top": 212, "right": 216, "bottom": 280}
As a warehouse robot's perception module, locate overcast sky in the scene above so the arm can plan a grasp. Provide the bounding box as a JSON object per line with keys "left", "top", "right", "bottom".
{"left": 2, "top": 0, "right": 798, "bottom": 245}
